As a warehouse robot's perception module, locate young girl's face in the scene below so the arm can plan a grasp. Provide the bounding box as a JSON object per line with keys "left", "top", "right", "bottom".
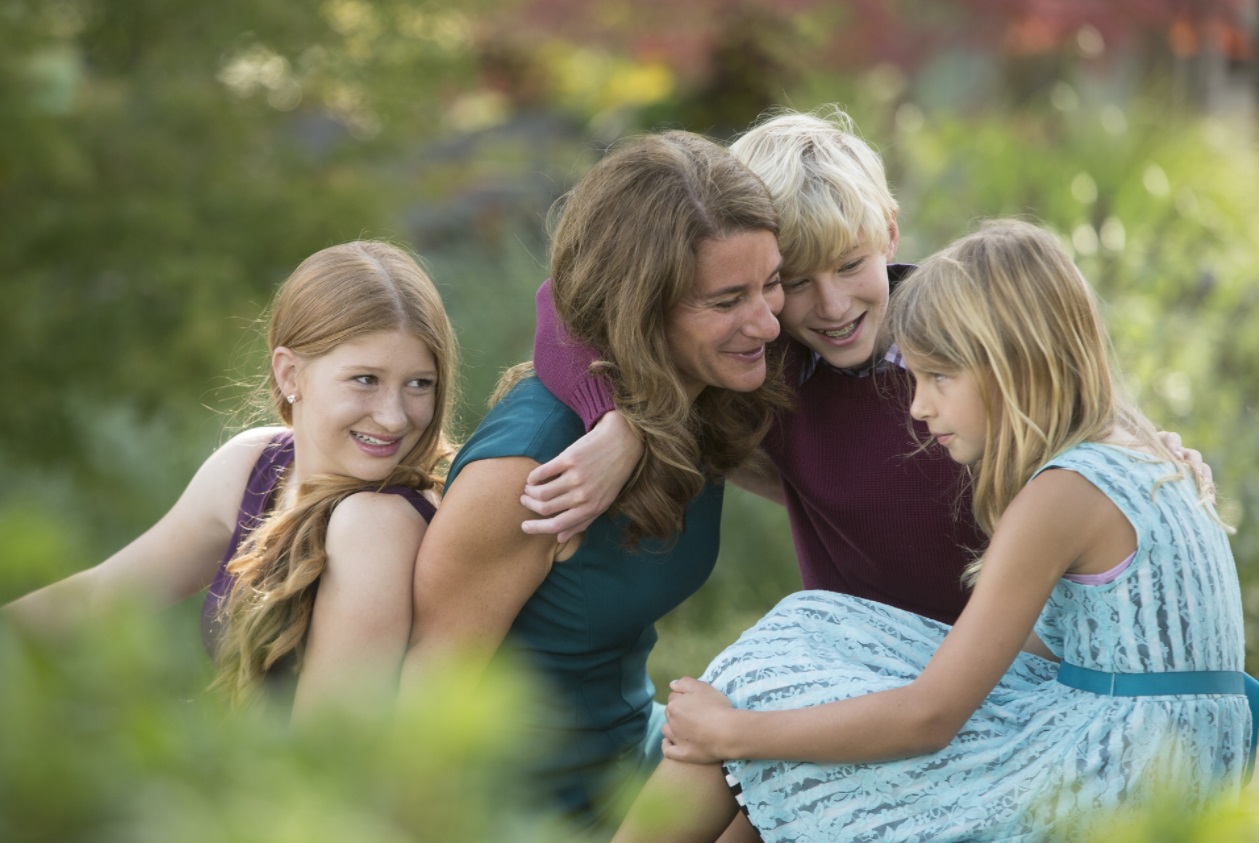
{"left": 904, "top": 354, "right": 988, "bottom": 466}
{"left": 278, "top": 329, "right": 439, "bottom": 484}
{"left": 777, "top": 235, "right": 896, "bottom": 372}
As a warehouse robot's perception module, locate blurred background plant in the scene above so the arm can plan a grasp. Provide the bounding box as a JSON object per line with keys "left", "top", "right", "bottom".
{"left": 2, "top": 0, "right": 1257, "bottom": 835}
{"left": 0, "top": 605, "right": 592, "bottom": 842}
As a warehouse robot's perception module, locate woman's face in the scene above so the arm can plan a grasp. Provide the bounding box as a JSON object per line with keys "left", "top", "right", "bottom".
{"left": 665, "top": 229, "right": 784, "bottom": 402}
{"left": 277, "top": 329, "right": 439, "bottom": 484}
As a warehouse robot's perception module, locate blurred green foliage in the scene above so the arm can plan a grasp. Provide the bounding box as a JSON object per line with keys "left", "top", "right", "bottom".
{"left": 2, "top": 0, "right": 1258, "bottom": 836}
{"left": 0, "top": 605, "right": 592, "bottom": 842}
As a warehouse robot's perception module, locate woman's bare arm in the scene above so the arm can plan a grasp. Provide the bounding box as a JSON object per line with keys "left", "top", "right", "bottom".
{"left": 401, "top": 456, "right": 567, "bottom": 699}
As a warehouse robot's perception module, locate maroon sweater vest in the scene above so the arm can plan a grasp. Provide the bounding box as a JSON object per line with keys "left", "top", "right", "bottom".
{"left": 765, "top": 346, "right": 980, "bottom": 623}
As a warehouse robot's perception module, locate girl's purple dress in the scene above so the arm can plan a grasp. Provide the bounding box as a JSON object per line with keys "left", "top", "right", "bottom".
{"left": 200, "top": 430, "right": 435, "bottom": 656}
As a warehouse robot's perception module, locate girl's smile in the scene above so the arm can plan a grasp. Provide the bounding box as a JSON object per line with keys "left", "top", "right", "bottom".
{"left": 277, "top": 329, "right": 439, "bottom": 485}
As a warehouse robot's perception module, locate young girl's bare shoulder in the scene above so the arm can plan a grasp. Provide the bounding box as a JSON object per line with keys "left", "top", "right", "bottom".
{"left": 200, "top": 425, "right": 288, "bottom": 469}
{"left": 1006, "top": 457, "right": 1134, "bottom": 573}
{"left": 332, "top": 485, "right": 431, "bottom": 542}
{"left": 217, "top": 425, "right": 290, "bottom": 456}
{"left": 1017, "top": 466, "right": 1112, "bottom": 516}
{"left": 324, "top": 491, "right": 429, "bottom": 578}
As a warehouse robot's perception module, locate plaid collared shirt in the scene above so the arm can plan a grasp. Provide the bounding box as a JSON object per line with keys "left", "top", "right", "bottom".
{"left": 799, "top": 344, "right": 905, "bottom": 385}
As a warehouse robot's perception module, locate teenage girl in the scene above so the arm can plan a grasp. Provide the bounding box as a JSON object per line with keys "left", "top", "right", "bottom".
{"left": 5, "top": 241, "right": 458, "bottom": 721}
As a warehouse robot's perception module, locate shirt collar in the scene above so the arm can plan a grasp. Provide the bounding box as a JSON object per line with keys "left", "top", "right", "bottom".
{"left": 800, "top": 344, "right": 904, "bottom": 384}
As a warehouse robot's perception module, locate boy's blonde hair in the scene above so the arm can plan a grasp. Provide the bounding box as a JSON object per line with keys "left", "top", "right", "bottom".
{"left": 730, "top": 104, "right": 898, "bottom": 280}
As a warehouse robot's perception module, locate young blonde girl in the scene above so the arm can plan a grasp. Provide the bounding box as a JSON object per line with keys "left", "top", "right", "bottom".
{"left": 612, "top": 219, "right": 1247, "bottom": 843}
{"left": 6, "top": 241, "right": 458, "bottom": 721}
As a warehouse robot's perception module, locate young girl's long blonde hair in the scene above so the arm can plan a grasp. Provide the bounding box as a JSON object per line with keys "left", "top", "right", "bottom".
{"left": 213, "top": 240, "right": 458, "bottom": 705}
{"left": 887, "top": 220, "right": 1191, "bottom": 571}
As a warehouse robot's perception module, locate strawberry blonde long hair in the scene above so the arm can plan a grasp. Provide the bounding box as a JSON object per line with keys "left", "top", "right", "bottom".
{"left": 213, "top": 240, "right": 457, "bottom": 705}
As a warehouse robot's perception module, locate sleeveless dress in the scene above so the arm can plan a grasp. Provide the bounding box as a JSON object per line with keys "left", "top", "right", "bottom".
{"left": 199, "top": 430, "right": 437, "bottom": 657}
{"left": 447, "top": 376, "right": 723, "bottom": 835}
{"left": 704, "top": 443, "right": 1247, "bottom": 842}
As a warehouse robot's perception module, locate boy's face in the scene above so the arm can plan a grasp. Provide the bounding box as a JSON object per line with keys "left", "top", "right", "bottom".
{"left": 778, "top": 224, "right": 898, "bottom": 371}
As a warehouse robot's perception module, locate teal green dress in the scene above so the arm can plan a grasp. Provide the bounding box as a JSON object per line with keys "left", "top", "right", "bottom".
{"left": 446, "top": 376, "right": 723, "bottom": 832}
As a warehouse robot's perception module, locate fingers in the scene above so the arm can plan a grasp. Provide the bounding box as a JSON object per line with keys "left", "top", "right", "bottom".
{"left": 667, "top": 683, "right": 689, "bottom": 704}
{"left": 525, "top": 452, "right": 572, "bottom": 487}
{"left": 522, "top": 469, "right": 583, "bottom": 507}
{"left": 661, "top": 725, "right": 700, "bottom": 764}
{"left": 520, "top": 507, "right": 596, "bottom": 538}
{"left": 519, "top": 473, "right": 595, "bottom": 537}
{"left": 1156, "top": 430, "right": 1217, "bottom": 503}
{"left": 519, "top": 486, "right": 589, "bottom": 517}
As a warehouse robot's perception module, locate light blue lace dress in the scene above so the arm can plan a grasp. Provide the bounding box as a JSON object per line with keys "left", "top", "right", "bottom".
{"left": 704, "top": 443, "right": 1247, "bottom": 842}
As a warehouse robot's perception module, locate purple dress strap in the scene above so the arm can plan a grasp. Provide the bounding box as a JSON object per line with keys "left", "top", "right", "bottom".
{"left": 200, "top": 431, "right": 295, "bottom": 655}
{"left": 199, "top": 430, "right": 437, "bottom": 657}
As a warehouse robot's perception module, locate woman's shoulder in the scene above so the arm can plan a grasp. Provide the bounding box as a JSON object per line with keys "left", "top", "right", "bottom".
{"left": 489, "top": 374, "right": 576, "bottom": 418}
{"left": 454, "top": 376, "right": 585, "bottom": 469}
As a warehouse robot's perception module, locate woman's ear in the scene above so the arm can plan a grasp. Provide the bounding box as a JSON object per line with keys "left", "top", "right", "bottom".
{"left": 272, "top": 347, "right": 301, "bottom": 402}
{"left": 886, "top": 217, "right": 900, "bottom": 261}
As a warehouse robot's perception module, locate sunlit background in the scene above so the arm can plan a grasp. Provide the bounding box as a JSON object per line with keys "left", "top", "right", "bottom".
{"left": 2, "top": 1, "right": 1258, "bottom": 839}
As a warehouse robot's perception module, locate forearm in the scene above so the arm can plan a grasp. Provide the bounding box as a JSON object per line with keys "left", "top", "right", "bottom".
{"left": 3, "top": 572, "right": 95, "bottom": 632}
{"left": 722, "top": 687, "right": 956, "bottom": 764}
{"left": 533, "top": 279, "right": 615, "bottom": 430}
{"left": 3, "top": 565, "right": 167, "bottom": 635}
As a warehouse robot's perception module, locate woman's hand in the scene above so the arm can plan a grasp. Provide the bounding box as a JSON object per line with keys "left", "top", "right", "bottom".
{"left": 520, "top": 411, "right": 643, "bottom": 542}
{"left": 661, "top": 676, "right": 738, "bottom": 765}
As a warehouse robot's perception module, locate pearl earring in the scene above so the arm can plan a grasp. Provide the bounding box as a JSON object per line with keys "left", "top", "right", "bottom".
{"left": 286, "top": 394, "right": 297, "bottom": 405}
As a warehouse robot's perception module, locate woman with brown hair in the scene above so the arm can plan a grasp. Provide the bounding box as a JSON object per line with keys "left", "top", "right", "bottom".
{"left": 401, "top": 130, "right": 788, "bottom": 836}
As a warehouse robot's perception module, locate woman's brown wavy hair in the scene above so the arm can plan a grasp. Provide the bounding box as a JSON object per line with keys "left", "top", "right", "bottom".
{"left": 213, "top": 240, "right": 458, "bottom": 705}
{"left": 514, "top": 131, "right": 791, "bottom": 545}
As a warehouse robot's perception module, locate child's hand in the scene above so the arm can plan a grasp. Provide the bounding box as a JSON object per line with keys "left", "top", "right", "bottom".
{"left": 520, "top": 411, "right": 643, "bottom": 542}
{"left": 661, "top": 676, "right": 737, "bottom": 765}
{"left": 1158, "top": 430, "right": 1216, "bottom": 502}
